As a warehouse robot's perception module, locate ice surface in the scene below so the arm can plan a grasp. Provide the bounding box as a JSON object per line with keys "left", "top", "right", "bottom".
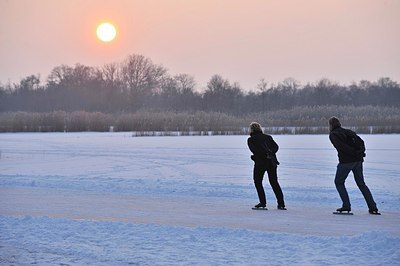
{"left": 1, "top": 133, "right": 399, "bottom": 265}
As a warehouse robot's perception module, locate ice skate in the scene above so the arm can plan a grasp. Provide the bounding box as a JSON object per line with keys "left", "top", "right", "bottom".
{"left": 369, "top": 209, "right": 381, "bottom": 215}
{"left": 252, "top": 203, "right": 267, "bottom": 210}
{"left": 333, "top": 207, "right": 353, "bottom": 215}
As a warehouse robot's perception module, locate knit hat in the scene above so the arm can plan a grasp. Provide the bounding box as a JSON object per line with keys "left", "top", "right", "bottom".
{"left": 250, "top": 122, "right": 263, "bottom": 134}
{"left": 328, "top": 116, "right": 341, "bottom": 130}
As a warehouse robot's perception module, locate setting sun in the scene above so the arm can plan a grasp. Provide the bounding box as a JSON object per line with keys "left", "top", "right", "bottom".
{"left": 96, "top": 22, "right": 116, "bottom": 42}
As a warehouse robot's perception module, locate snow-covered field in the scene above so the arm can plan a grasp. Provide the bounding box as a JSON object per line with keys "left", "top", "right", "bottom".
{"left": 1, "top": 132, "right": 399, "bottom": 265}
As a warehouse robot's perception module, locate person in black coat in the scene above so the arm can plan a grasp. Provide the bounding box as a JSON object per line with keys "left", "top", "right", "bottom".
{"left": 329, "top": 116, "right": 379, "bottom": 214}
{"left": 247, "top": 122, "right": 286, "bottom": 210}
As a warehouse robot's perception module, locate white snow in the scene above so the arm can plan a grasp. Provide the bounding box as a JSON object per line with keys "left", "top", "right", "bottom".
{"left": 1, "top": 133, "right": 399, "bottom": 265}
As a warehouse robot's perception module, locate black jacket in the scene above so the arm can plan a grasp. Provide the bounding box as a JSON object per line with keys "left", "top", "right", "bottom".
{"left": 248, "top": 132, "right": 279, "bottom": 167}
{"left": 329, "top": 126, "right": 365, "bottom": 163}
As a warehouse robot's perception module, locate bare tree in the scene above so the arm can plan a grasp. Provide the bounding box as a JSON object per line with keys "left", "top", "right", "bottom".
{"left": 174, "top": 74, "right": 196, "bottom": 94}
{"left": 204, "top": 75, "right": 242, "bottom": 114}
{"left": 101, "top": 63, "right": 121, "bottom": 89}
{"left": 257, "top": 78, "right": 268, "bottom": 112}
{"left": 18, "top": 74, "right": 42, "bottom": 92}
{"left": 47, "top": 65, "right": 74, "bottom": 86}
{"left": 120, "top": 54, "right": 167, "bottom": 96}
{"left": 281, "top": 77, "right": 300, "bottom": 90}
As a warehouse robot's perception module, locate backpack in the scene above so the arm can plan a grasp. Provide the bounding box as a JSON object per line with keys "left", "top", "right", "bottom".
{"left": 344, "top": 129, "right": 366, "bottom": 154}
{"left": 261, "top": 140, "right": 280, "bottom": 166}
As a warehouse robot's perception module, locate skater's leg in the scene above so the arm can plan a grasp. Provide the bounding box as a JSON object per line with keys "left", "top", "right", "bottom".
{"left": 266, "top": 162, "right": 285, "bottom": 207}
{"left": 253, "top": 166, "right": 266, "bottom": 205}
{"left": 334, "top": 163, "right": 352, "bottom": 208}
{"left": 352, "top": 162, "right": 377, "bottom": 210}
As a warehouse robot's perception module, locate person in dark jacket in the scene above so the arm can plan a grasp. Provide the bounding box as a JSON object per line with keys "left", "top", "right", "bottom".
{"left": 247, "top": 122, "right": 286, "bottom": 210}
{"left": 328, "top": 117, "right": 379, "bottom": 214}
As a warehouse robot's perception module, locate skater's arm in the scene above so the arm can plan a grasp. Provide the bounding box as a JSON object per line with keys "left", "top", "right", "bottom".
{"left": 267, "top": 136, "right": 279, "bottom": 154}
{"left": 247, "top": 138, "right": 265, "bottom": 158}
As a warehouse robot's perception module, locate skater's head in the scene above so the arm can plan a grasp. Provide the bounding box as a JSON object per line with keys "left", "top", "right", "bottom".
{"left": 328, "top": 116, "right": 341, "bottom": 131}
{"left": 250, "top": 122, "right": 263, "bottom": 134}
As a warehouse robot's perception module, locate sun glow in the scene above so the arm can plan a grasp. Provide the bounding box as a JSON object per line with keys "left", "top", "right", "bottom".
{"left": 96, "top": 22, "right": 117, "bottom": 42}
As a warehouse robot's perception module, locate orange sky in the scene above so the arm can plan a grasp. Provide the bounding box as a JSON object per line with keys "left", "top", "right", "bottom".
{"left": 1, "top": 0, "right": 399, "bottom": 90}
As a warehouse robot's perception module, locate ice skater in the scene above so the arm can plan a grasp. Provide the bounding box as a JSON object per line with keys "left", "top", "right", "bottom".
{"left": 247, "top": 122, "right": 286, "bottom": 210}
{"left": 328, "top": 116, "right": 380, "bottom": 215}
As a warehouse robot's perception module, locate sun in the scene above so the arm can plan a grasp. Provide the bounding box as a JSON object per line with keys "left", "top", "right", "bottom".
{"left": 96, "top": 22, "right": 117, "bottom": 42}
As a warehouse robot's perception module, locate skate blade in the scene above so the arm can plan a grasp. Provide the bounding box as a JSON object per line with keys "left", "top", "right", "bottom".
{"left": 252, "top": 207, "right": 268, "bottom": 210}
{"left": 333, "top": 211, "right": 353, "bottom": 215}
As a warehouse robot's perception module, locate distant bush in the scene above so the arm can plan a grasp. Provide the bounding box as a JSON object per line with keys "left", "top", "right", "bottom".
{"left": 0, "top": 105, "right": 399, "bottom": 134}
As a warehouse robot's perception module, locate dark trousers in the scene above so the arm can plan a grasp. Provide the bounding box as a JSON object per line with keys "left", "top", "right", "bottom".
{"left": 253, "top": 160, "right": 285, "bottom": 207}
{"left": 334, "top": 161, "right": 377, "bottom": 210}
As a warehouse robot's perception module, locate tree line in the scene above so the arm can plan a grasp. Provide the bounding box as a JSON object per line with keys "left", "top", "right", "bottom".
{"left": 1, "top": 54, "right": 399, "bottom": 114}
{"left": 1, "top": 53, "right": 400, "bottom": 133}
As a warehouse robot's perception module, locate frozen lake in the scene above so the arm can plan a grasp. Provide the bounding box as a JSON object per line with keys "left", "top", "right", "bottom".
{"left": 1, "top": 133, "right": 399, "bottom": 265}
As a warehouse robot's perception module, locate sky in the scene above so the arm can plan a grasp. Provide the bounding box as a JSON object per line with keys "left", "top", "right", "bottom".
{"left": 1, "top": 0, "right": 399, "bottom": 90}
